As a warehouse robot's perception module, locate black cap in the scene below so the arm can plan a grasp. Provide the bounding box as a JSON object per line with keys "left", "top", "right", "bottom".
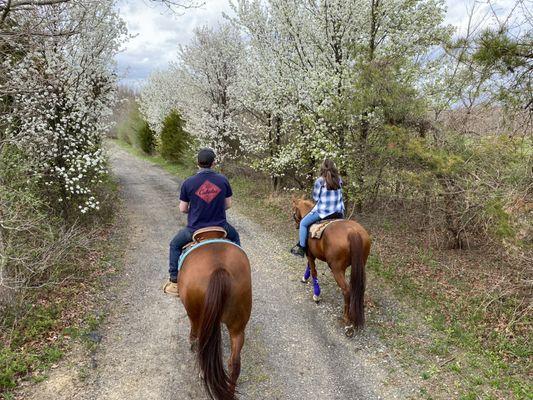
{"left": 197, "top": 148, "right": 216, "bottom": 167}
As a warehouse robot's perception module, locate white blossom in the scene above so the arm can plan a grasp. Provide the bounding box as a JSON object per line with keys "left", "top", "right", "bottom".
{"left": 1, "top": 0, "right": 127, "bottom": 214}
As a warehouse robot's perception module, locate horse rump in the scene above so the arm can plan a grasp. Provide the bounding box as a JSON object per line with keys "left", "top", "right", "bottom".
{"left": 349, "top": 232, "right": 366, "bottom": 329}
{"left": 197, "top": 267, "right": 235, "bottom": 400}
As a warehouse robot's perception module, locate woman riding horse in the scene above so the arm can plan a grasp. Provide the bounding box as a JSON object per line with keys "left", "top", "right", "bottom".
{"left": 291, "top": 158, "right": 344, "bottom": 257}
{"left": 291, "top": 159, "right": 371, "bottom": 334}
{"left": 290, "top": 159, "right": 345, "bottom": 257}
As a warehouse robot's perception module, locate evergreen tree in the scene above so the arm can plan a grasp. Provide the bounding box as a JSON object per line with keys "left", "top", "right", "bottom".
{"left": 159, "top": 110, "right": 189, "bottom": 163}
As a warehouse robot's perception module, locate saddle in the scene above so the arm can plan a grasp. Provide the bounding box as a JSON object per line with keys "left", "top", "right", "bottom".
{"left": 309, "top": 218, "right": 343, "bottom": 239}
{"left": 178, "top": 226, "right": 242, "bottom": 272}
{"left": 182, "top": 226, "right": 227, "bottom": 251}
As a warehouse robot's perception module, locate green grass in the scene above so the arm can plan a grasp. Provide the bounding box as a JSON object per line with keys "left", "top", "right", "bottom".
{"left": 114, "top": 138, "right": 532, "bottom": 400}
{"left": 368, "top": 252, "right": 532, "bottom": 399}
{"left": 0, "top": 304, "right": 65, "bottom": 393}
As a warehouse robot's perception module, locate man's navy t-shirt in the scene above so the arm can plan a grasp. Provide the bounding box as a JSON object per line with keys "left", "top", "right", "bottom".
{"left": 179, "top": 169, "right": 232, "bottom": 231}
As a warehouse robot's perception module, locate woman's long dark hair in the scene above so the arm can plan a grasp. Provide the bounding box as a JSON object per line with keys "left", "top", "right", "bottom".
{"left": 320, "top": 159, "right": 341, "bottom": 190}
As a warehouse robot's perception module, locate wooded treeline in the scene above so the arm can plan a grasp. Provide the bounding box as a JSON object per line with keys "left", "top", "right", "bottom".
{"left": 139, "top": 0, "right": 531, "bottom": 251}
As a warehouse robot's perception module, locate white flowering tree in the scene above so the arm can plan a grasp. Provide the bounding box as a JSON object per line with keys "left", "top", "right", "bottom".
{"left": 0, "top": 0, "right": 126, "bottom": 290}
{"left": 139, "top": 23, "right": 244, "bottom": 158}
{"left": 229, "top": 0, "right": 449, "bottom": 198}
{"left": 139, "top": 69, "right": 183, "bottom": 135}
{"left": 139, "top": 0, "right": 450, "bottom": 195}
{"left": 1, "top": 0, "right": 126, "bottom": 216}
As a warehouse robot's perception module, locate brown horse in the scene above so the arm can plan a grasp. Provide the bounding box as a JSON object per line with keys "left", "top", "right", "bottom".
{"left": 178, "top": 241, "right": 252, "bottom": 400}
{"left": 292, "top": 197, "right": 371, "bottom": 335}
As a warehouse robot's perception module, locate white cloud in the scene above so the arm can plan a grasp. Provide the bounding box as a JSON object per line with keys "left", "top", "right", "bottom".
{"left": 116, "top": 0, "right": 232, "bottom": 87}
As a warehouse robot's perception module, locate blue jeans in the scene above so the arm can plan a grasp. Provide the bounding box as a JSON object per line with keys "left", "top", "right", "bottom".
{"left": 168, "top": 222, "right": 241, "bottom": 281}
{"left": 299, "top": 211, "right": 321, "bottom": 248}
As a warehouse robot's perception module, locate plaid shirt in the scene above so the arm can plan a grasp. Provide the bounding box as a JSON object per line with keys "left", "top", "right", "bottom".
{"left": 311, "top": 177, "right": 345, "bottom": 218}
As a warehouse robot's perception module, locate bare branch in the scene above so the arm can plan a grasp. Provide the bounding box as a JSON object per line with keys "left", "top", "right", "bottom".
{"left": 148, "top": 0, "right": 205, "bottom": 13}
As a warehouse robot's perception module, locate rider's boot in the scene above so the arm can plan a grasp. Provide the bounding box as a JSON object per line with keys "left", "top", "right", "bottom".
{"left": 163, "top": 277, "right": 180, "bottom": 297}
{"left": 290, "top": 243, "right": 306, "bottom": 258}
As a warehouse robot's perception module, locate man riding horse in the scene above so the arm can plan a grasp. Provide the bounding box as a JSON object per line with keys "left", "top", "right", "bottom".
{"left": 164, "top": 148, "right": 240, "bottom": 295}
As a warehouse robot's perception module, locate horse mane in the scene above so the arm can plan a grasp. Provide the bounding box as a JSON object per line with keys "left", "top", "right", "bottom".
{"left": 291, "top": 196, "right": 314, "bottom": 216}
{"left": 299, "top": 199, "right": 314, "bottom": 214}
{"left": 301, "top": 199, "right": 314, "bottom": 208}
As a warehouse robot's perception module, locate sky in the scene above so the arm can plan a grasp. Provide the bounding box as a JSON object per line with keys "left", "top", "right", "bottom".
{"left": 116, "top": 0, "right": 233, "bottom": 87}
{"left": 115, "top": 0, "right": 515, "bottom": 88}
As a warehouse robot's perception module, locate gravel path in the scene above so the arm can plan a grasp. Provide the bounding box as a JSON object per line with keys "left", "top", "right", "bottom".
{"left": 18, "top": 145, "right": 419, "bottom": 400}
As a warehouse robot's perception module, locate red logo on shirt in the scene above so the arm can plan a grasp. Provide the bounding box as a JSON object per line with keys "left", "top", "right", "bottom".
{"left": 195, "top": 180, "right": 222, "bottom": 204}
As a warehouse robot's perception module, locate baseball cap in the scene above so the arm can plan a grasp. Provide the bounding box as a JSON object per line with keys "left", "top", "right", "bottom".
{"left": 197, "top": 148, "right": 216, "bottom": 167}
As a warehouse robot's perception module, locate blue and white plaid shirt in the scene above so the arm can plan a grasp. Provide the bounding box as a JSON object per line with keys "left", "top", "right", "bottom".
{"left": 311, "top": 177, "right": 345, "bottom": 218}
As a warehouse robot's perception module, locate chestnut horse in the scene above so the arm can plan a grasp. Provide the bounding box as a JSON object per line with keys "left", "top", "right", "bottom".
{"left": 178, "top": 241, "right": 252, "bottom": 400}
{"left": 292, "top": 197, "right": 371, "bottom": 335}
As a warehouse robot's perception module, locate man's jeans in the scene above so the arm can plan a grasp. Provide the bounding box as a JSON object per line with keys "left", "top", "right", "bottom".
{"left": 168, "top": 223, "right": 241, "bottom": 281}
{"left": 299, "top": 211, "right": 321, "bottom": 248}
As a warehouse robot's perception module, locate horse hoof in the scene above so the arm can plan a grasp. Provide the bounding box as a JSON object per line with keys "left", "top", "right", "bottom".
{"left": 344, "top": 325, "right": 355, "bottom": 338}
{"left": 313, "top": 295, "right": 321, "bottom": 303}
{"left": 301, "top": 276, "right": 308, "bottom": 283}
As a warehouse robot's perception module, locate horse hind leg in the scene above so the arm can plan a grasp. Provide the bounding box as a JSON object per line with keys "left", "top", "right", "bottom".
{"left": 331, "top": 268, "right": 350, "bottom": 326}
{"left": 228, "top": 330, "right": 245, "bottom": 395}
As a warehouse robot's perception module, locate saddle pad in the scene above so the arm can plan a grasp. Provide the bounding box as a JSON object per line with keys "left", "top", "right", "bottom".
{"left": 177, "top": 239, "right": 243, "bottom": 271}
{"left": 309, "top": 219, "right": 343, "bottom": 239}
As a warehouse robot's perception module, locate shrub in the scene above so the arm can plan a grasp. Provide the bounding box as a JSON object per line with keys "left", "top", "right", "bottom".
{"left": 0, "top": 145, "right": 104, "bottom": 289}
{"left": 137, "top": 121, "right": 155, "bottom": 154}
{"left": 159, "top": 110, "right": 189, "bottom": 163}
{"left": 379, "top": 127, "right": 532, "bottom": 249}
{"left": 0, "top": 143, "right": 119, "bottom": 393}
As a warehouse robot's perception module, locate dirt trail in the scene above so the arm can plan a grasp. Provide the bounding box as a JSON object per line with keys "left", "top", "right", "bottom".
{"left": 18, "top": 145, "right": 420, "bottom": 400}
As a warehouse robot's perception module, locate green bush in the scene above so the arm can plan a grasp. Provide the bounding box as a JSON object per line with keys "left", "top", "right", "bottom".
{"left": 159, "top": 110, "right": 189, "bottom": 163}
{"left": 137, "top": 121, "right": 155, "bottom": 154}
{"left": 379, "top": 128, "right": 532, "bottom": 249}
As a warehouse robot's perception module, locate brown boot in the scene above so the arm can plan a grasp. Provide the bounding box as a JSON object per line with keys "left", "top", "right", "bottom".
{"left": 163, "top": 279, "right": 179, "bottom": 297}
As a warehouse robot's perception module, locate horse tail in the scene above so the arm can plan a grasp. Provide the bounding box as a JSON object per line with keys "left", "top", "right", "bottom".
{"left": 349, "top": 232, "right": 366, "bottom": 329}
{"left": 198, "top": 268, "right": 234, "bottom": 400}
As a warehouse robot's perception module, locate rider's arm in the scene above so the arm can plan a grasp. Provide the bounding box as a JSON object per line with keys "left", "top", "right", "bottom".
{"left": 224, "top": 176, "right": 233, "bottom": 210}
{"left": 179, "top": 179, "right": 190, "bottom": 214}
{"left": 312, "top": 178, "right": 321, "bottom": 202}
{"left": 179, "top": 200, "right": 189, "bottom": 214}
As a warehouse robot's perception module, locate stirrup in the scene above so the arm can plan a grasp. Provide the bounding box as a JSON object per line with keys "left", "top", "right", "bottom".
{"left": 163, "top": 280, "right": 180, "bottom": 297}
{"left": 290, "top": 244, "right": 306, "bottom": 258}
